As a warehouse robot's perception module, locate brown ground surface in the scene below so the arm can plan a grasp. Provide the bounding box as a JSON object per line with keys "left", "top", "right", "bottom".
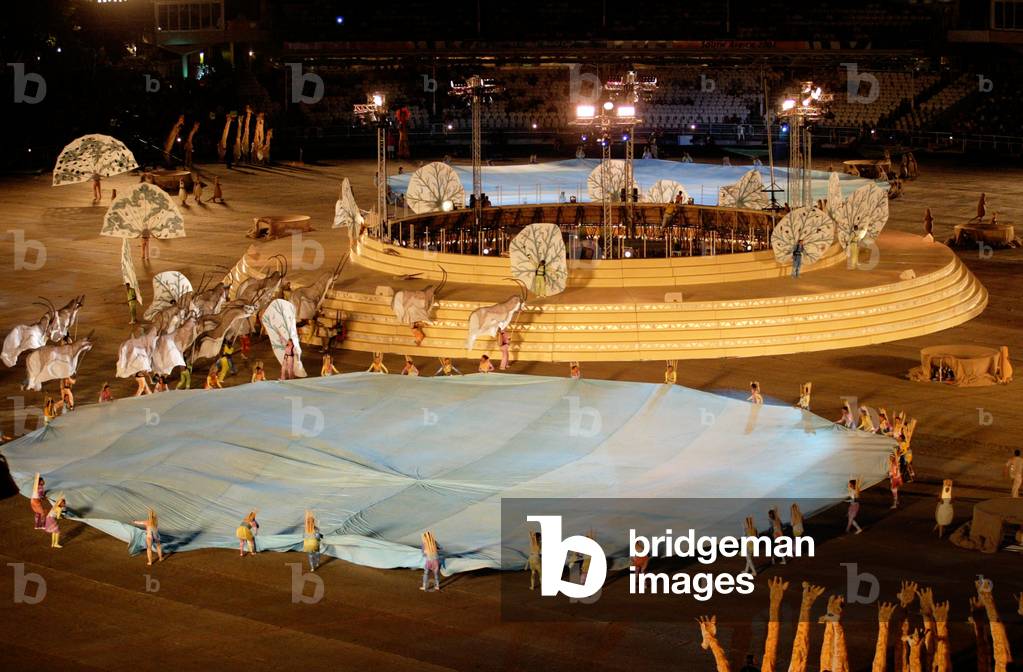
{"left": 1, "top": 157, "right": 1021, "bottom": 671}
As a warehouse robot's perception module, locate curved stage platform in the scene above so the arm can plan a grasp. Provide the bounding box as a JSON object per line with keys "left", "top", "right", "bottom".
{"left": 302, "top": 229, "right": 987, "bottom": 362}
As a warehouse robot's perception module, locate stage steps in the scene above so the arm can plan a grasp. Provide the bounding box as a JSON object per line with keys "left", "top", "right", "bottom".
{"left": 300, "top": 250, "right": 987, "bottom": 362}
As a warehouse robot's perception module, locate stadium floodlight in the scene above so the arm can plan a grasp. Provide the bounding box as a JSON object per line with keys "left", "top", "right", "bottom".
{"left": 603, "top": 100, "right": 615, "bottom": 111}
{"left": 616, "top": 105, "right": 636, "bottom": 118}
{"left": 782, "top": 99, "right": 796, "bottom": 111}
{"left": 576, "top": 104, "right": 596, "bottom": 119}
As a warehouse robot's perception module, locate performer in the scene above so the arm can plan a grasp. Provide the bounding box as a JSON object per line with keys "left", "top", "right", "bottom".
{"left": 210, "top": 176, "right": 224, "bottom": 204}
{"left": 239, "top": 334, "right": 251, "bottom": 361}
{"left": 140, "top": 229, "right": 151, "bottom": 262}
{"left": 741, "top": 516, "right": 757, "bottom": 576}
{"left": 420, "top": 531, "right": 441, "bottom": 592}
{"left": 44, "top": 495, "right": 66, "bottom": 549}
{"left": 532, "top": 259, "right": 547, "bottom": 298}
{"left": 60, "top": 376, "right": 76, "bottom": 411}
{"left": 125, "top": 283, "right": 140, "bottom": 325}
{"left": 98, "top": 382, "right": 114, "bottom": 403}
{"left": 251, "top": 361, "right": 266, "bottom": 382}
{"left": 236, "top": 511, "right": 259, "bottom": 557}
{"left": 217, "top": 341, "right": 236, "bottom": 381}
{"left": 835, "top": 401, "right": 854, "bottom": 428}
{"left": 791, "top": 239, "right": 804, "bottom": 278}
{"left": 790, "top": 503, "right": 805, "bottom": 538}
{"left": 877, "top": 408, "right": 892, "bottom": 435}
{"left": 846, "top": 479, "right": 863, "bottom": 534}
{"left": 411, "top": 322, "right": 426, "bottom": 346}
{"left": 478, "top": 354, "right": 494, "bottom": 374}
{"left": 664, "top": 361, "right": 677, "bottom": 385}
{"left": 192, "top": 176, "right": 203, "bottom": 204}
{"left": 747, "top": 381, "right": 763, "bottom": 404}
{"left": 281, "top": 339, "right": 296, "bottom": 380}
{"left": 30, "top": 474, "right": 47, "bottom": 529}
{"left": 134, "top": 371, "right": 152, "bottom": 396}
{"left": 43, "top": 396, "right": 63, "bottom": 423}
{"left": 153, "top": 375, "right": 168, "bottom": 393}
{"left": 1005, "top": 448, "right": 1023, "bottom": 498}
{"left": 401, "top": 355, "right": 419, "bottom": 376}
{"left": 367, "top": 352, "right": 389, "bottom": 374}
{"left": 321, "top": 354, "right": 339, "bottom": 376}
{"left": 204, "top": 365, "right": 222, "bottom": 389}
{"left": 434, "top": 357, "right": 461, "bottom": 376}
{"left": 92, "top": 174, "right": 102, "bottom": 204}
{"left": 768, "top": 508, "right": 786, "bottom": 565}
{"left": 857, "top": 407, "right": 876, "bottom": 433}
{"left": 528, "top": 530, "right": 542, "bottom": 590}
{"left": 132, "top": 509, "right": 165, "bottom": 566}
{"left": 303, "top": 511, "right": 322, "bottom": 572}
{"left": 923, "top": 208, "right": 934, "bottom": 239}
{"left": 498, "top": 328, "right": 511, "bottom": 370}
{"left": 888, "top": 451, "right": 903, "bottom": 509}
{"left": 796, "top": 382, "right": 812, "bottom": 410}
{"left": 178, "top": 178, "right": 188, "bottom": 206}
{"left": 176, "top": 363, "right": 192, "bottom": 390}
{"left": 569, "top": 362, "right": 581, "bottom": 380}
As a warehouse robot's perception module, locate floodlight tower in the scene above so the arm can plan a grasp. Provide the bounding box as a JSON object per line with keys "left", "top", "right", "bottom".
{"left": 604, "top": 71, "right": 657, "bottom": 223}
{"left": 450, "top": 75, "right": 500, "bottom": 229}
{"left": 571, "top": 94, "right": 646, "bottom": 259}
{"left": 354, "top": 93, "right": 389, "bottom": 237}
{"left": 777, "top": 81, "right": 832, "bottom": 208}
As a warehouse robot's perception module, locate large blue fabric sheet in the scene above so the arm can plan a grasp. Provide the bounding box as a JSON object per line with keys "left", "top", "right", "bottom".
{"left": 4, "top": 373, "right": 892, "bottom": 573}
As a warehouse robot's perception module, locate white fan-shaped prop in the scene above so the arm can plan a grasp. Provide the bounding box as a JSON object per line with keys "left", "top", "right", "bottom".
{"left": 587, "top": 160, "right": 637, "bottom": 201}
{"left": 771, "top": 207, "right": 835, "bottom": 266}
{"left": 144, "top": 271, "right": 193, "bottom": 321}
{"left": 102, "top": 183, "right": 185, "bottom": 239}
{"left": 647, "top": 179, "right": 689, "bottom": 204}
{"left": 260, "top": 299, "right": 307, "bottom": 378}
{"left": 120, "top": 239, "right": 142, "bottom": 305}
{"left": 834, "top": 183, "right": 889, "bottom": 249}
{"left": 332, "top": 177, "right": 364, "bottom": 239}
{"left": 510, "top": 223, "right": 569, "bottom": 298}
{"left": 718, "top": 169, "right": 770, "bottom": 209}
{"left": 405, "top": 162, "right": 466, "bottom": 214}
{"left": 53, "top": 134, "right": 138, "bottom": 186}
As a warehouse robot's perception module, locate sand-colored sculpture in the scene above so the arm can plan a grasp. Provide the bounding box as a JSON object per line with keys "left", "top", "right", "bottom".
{"left": 970, "top": 596, "right": 994, "bottom": 672}
{"left": 239, "top": 105, "right": 253, "bottom": 161}
{"left": 760, "top": 577, "right": 788, "bottom": 672}
{"left": 918, "top": 587, "right": 936, "bottom": 671}
{"left": 786, "top": 582, "right": 825, "bottom": 672}
{"left": 164, "top": 115, "right": 185, "bottom": 165}
{"left": 697, "top": 615, "right": 731, "bottom": 672}
{"left": 975, "top": 580, "right": 1013, "bottom": 672}
{"left": 872, "top": 601, "right": 896, "bottom": 672}
{"left": 183, "top": 121, "right": 199, "bottom": 167}
{"left": 252, "top": 112, "right": 265, "bottom": 162}
{"left": 818, "top": 595, "right": 849, "bottom": 672}
{"left": 233, "top": 108, "right": 246, "bottom": 162}
{"left": 996, "top": 346, "right": 1013, "bottom": 383}
{"left": 263, "top": 129, "right": 273, "bottom": 164}
{"left": 903, "top": 629, "right": 923, "bottom": 672}
{"left": 218, "top": 114, "right": 233, "bottom": 160}
{"left": 931, "top": 599, "right": 951, "bottom": 672}
{"left": 894, "top": 581, "right": 918, "bottom": 672}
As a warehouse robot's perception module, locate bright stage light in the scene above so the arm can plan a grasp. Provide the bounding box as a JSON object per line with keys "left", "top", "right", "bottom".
{"left": 782, "top": 99, "right": 796, "bottom": 111}
{"left": 482, "top": 247, "right": 490, "bottom": 255}
{"left": 690, "top": 124, "right": 696, "bottom": 130}
{"left": 576, "top": 104, "right": 595, "bottom": 119}
{"left": 580, "top": 134, "right": 588, "bottom": 141}
{"left": 616, "top": 105, "right": 635, "bottom": 117}
{"left": 531, "top": 122, "right": 538, "bottom": 129}
{"left": 602, "top": 101, "right": 615, "bottom": 111}
{"left": 446, "top": 123, "right": 453, "bottom": 130}
{"left": 441, "top": 200, "right": 454, "bottom": 212}
{"left": 781, "top": 123, "right": 789, "bottom": 133}
{"left": 623, "top": 248, "right": 633, "bottom": 258}
{"left": 372, "top": 93, "right": 384, "bottom": 108}
{"left": 336, "top": 15, "right": 345, "bottom": 25}
{"left": 622, "top": 133, "right": 629, "bottom": 142}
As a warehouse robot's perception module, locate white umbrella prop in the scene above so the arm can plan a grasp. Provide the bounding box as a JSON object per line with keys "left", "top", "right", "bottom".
{"left": 834, "top": 183, "right": 889, "bottom": 249}
{"left": 647, "top": 179, "right": 689, "bottom": 204}
{"left": 332, "top": 177, "right": 365, "bottom": 240}
{"left": 510, "top": 223, "right": 569, "bottom": 298}
{"left": 53, "top": 134, "right": 138, "bottom": 186}
{"left": 718, "top": 169, "right": 770, "bottom": 209}
{"left": 261, "top": 299, "right": 307, "bottom": 378}
{"left": 102, "top": 183, "right": 186, "bottom": 240}
{"left": 587, "top": 160, "right": 637, "bottom": 201}
{"left": 405, "top": 162, "right": 466, "bottom": 214}
{"left": 144, "top": 271, "right": 193, "bottom": 321}
{"left": 771, "top": 207, "right": 835, "bottom": 266}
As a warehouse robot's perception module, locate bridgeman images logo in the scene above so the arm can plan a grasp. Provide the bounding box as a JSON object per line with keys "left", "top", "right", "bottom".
{"left": 527, "top": 514, "right": 812, "bottom": 601}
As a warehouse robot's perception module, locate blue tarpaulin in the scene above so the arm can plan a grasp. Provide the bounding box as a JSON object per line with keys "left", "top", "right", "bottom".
{"left": 3, "top": 373, "right": 892, "bottom": 573}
